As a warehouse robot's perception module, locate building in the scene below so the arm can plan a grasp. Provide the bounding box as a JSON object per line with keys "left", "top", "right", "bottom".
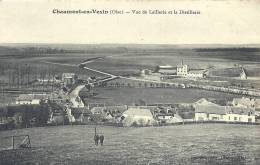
{"left": 194, "top": 104, "right": 227, "bottom": 121}
{"left": 187, "top": 69, "right": 206, "bottom": 78}
{"left": 16, "top": 94, "right": 48, "bottom": 105}
{"left": 176, "top": 61, "right": 205, "bottom": 78}
{"left": 140, "top": 69, "right": 152, "bottom": 76}
{"left": 157, "top": 65, "right": 176, "bottom": 75}
{"left": 194, "top": 99, "right": 255, "bottom": 123}
{"left": 156, "top": 113, "right": 183, "bottom": 124}
{"left": 121, "top": 107, "right": 156, "bottom": 126}
{"left": 91, "top": 107, "right": 106, "bottom": 115}
{"left": 225, "top": 106, "right": 255, "bottom": 123}
{"left": 240, "top": 67, "right": 247, "bottom": 79}
{"left": 232, "top": 97, "right": 256, "bottom": 108}
{"left": 177, "top": 64, "right": 189, "bottom": 77}
{"left": 62, "top": 73, "right": 78, "bottom": 86}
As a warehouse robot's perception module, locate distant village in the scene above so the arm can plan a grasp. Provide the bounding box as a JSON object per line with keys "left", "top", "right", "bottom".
{"left": 1, "top": 64, "right": 260, "bottom": 130}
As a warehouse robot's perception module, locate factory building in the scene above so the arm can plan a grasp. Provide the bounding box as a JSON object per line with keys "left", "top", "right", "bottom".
{"left": 177, "top": 61, "right": 206, "bottom": 78}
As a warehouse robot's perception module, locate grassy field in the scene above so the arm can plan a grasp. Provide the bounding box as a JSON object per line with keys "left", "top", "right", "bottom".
{"left": 82, "top": 87, "right": 244, "bottom": 105}
{"left": 0, "top": 124, "right": 259, "bottom": 165}
{"left": 0, "top": 44, "right": 259, "bottom": 88}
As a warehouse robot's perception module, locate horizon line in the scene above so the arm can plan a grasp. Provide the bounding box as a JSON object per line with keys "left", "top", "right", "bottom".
{"left": 1, "top": 42, "right": 260, "bottom": 46}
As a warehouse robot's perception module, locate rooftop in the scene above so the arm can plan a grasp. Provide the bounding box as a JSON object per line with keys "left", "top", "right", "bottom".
{"left": 188, "top": 69, "right": 206, "bottom": 74}
{"left": 16, "top": 94, "right": 48, "bottom": 101}
{"left": 177, "top": 64, "right": 188, "bottom": 68}
{"left": 227, "top": 106, "right": 255, "bottom": 115}
{"left": 195, "top": 105, "right": 227, "bottom": 115}
{"left": 123, "top": 107, "right": 153, "bottom": 117}
{"left": 62, "top": 73, "right": 77, "bottom": 78}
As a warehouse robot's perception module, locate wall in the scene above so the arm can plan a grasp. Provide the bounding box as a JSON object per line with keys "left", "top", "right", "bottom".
{"left": 224, "top": 114, "right": 255, "bottom": 123}
{"left": 16, "top": 99, "right": 40, "bottom": 105}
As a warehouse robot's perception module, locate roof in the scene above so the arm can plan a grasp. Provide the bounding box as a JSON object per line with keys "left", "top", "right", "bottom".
{"left": 62, "top": 73, "right": 76, "bottom": 78}
{"left": 91, "top": 107, "right": 106, "bottom": 114}
{"left": 194, "top": 98, "right": 219, "bottom": 106}
{"left": 71, "top": 107, "right": 89, "bottom": 114}
{"left": 195, "top": 104, "right": 255, "bottom": 115}
{"left": 233, "top": 97, "right": 255, "bottom": 103}
{"left": 159, "top": 65, "right": 174, "bottom": 69}
{"left": 105, "top": 105, "right": 127, "bottom": 112}
{"left": 158, "top": 69, "right": 176, "bottom": 73}
{"left": 177, "top": 64, "right": 188, "bottom": 68}
{"left": 188, "top": 69, "right": 206, "bottom": 74}
{"left": 227, "top": 106, "right": 255, "bottom": 115}
{"left": 233, "top": 97, "right": 260, "bottom": 109}
{"left": 122, "top": 107, "right": 153, "bottom": 118}
{"left": 256, "top": 99, "right": 260, "bottom": 109}
{"left": 195, "top": 105, "right": 227, "bottom": 115}
{"left": 16, "top": 94, "right": 48, "bottom": 101}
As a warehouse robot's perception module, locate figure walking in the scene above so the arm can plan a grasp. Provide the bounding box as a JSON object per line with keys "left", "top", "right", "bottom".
{"left": 94, "top": 134, "right": 99, "bottom": 146}
{"left": 100, "top": 135, "right": 104, "bottom": 146}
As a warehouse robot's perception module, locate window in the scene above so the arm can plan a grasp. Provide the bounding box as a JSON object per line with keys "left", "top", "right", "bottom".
{"left": 234, "top": 117, "right": 237, "bottom": 121}
{"left": 248, "top": 118, "right": 252, "bottom": 122}
{"left": 229, "top": 116, "right": 230, "bottom": 120}
{"left": 212, "top": 117, "right": 219, "bottom": 120}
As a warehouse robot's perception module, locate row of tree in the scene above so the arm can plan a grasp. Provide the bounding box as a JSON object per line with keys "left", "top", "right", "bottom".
{"left": 0, "top": 104, "right": 50, "bottom": 129}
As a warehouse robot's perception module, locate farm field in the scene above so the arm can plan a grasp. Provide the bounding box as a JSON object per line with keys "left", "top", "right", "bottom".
{"left": 82, "top": 87, "right": 245, "bottom": 105}
{"left": 0, "top": 124, "right": 260, "bottom": 165}
{"left": 0, "top": 45, "right": 259, "bottom": 87}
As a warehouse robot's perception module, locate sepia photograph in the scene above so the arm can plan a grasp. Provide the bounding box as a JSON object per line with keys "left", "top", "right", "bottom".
{"left": 0, "top": 0, "right": 260, "bottom": 164}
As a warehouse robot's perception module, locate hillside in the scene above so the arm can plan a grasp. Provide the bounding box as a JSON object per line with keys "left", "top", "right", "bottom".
{"left": 0, "top": 124, "right": 259, "bottom": 164}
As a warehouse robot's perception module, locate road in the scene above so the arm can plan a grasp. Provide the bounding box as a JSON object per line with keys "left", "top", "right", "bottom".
{"left": 83, "top": 66, "right": 117, "bottom": 78}
{"left": 69, "top": 85, "right": 85, "bottom": 108}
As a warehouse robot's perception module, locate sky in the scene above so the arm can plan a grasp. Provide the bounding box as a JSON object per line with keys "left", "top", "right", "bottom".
{"left": 0, "top": 0, "right": 260, "bottom": 44}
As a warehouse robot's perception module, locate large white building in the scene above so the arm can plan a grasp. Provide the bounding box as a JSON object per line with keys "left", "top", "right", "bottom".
{"left": 176, "top": 61, "right": 205, "bottom": 78}
{"left": 177, "top": 64, "right": 189, "bottom": 77}
{"left": 194, "top": 99, "right": 255, "bottom": 123}
{"left": 16, "top": 94, "right": 48, "bottom": 105}
{"left": 187, "top": 70, "right": 206, "bottom": 78}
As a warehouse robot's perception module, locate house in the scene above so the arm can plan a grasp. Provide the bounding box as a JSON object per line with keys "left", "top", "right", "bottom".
{"left": 194, "top": 105, "right": 227, "bottom": 121}
{"left": 16, "top": 94, "right": 48, "bottom": 105}
{"left": 140, "top": 69, "right": 152, "bottom": 76}
{"left": 194, "top": 101, "right": 255, "bottom": 123}
{"left": 232, "top": 97, "right": 260, "bottom": 110}
{"left": 232, "top": 97, "right": 256, "bottom": 108}
{"left": 91, "top": 107, "right": 106, "bottom": 115}
{"left": 187, "top": 69, "right": 206, "bottom": 78}
{"left": 225, "top": 107, "right": 255, "bottom": 123}
{"left": 62, "top": 73, "right": 78, "bottom": 86}
{"left": 121, "top": 107, "right": 156, "bottom": 126}
{"left": 90, "top": 106, "right": 114, "bottom": 122}
{"left": 156, "top": 113, "right": 183, "bottom": 124}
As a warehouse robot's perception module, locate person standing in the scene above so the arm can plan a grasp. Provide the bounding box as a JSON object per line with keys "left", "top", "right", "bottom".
{"left": 100, "top": 135, "right": 104, "bottom": 146}
{"left": 94, "top": 134, "right": 99, "bottom": 146}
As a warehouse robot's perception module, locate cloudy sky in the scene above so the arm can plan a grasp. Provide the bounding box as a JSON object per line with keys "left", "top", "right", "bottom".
{"left": 0, "top": 0, "right": 259, "bottom": 44}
